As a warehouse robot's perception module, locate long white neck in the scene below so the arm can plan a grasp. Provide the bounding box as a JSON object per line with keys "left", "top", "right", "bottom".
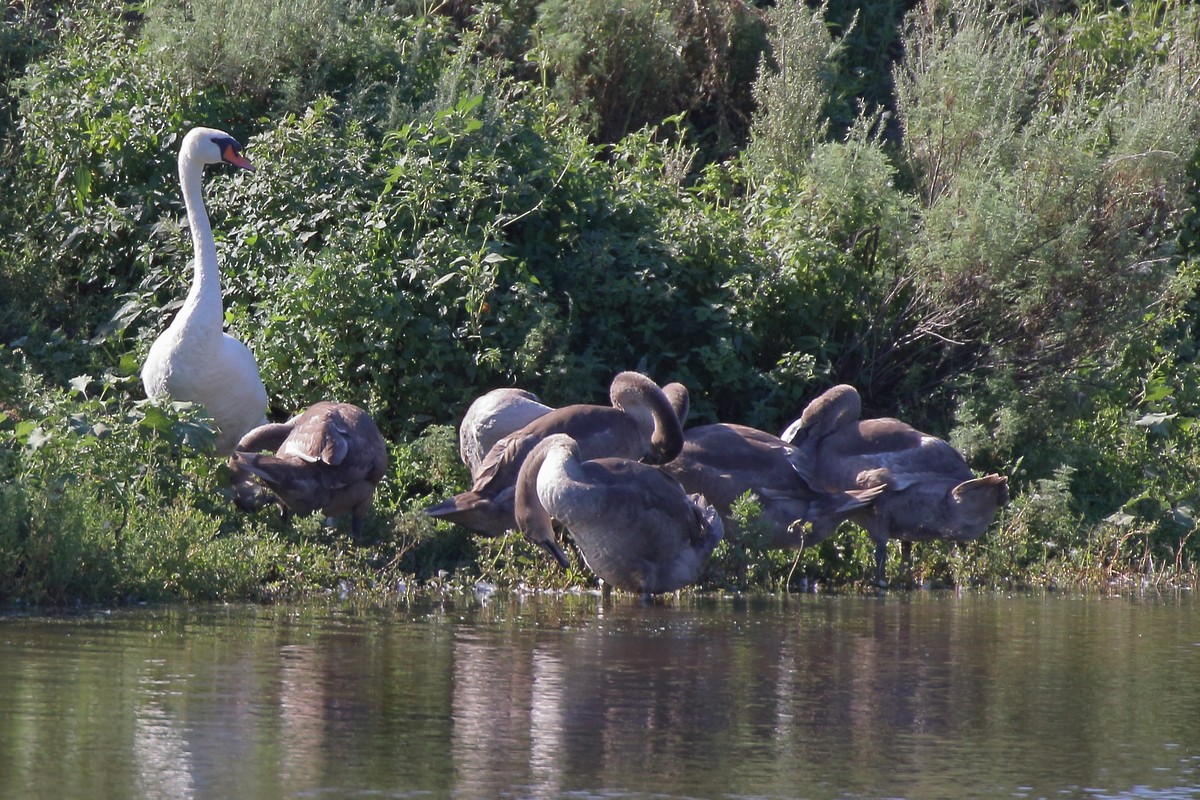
{"left": 177, "top": 150, "right": 222, "bottom": 333}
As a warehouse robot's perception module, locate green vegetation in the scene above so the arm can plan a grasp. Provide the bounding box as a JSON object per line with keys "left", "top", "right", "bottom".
{"left": 2, "top": 0, "right": 1199, "bottom": 604}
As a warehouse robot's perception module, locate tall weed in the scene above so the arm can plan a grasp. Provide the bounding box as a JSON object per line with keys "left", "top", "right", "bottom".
{"left": 893, "top": 0, "right": 1200, "bottom": 428}
{"left": 746, "top": 0, "right": 843, "bottom": 178}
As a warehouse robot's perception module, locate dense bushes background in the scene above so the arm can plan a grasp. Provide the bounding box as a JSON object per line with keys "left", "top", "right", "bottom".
{"left": 2, "top": 0, "right": 1199, "bottom": 603}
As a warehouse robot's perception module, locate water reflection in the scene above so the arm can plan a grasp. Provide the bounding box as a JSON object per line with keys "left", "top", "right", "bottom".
{"left": 445, "top": 593, "right": 1200, "bottom": 800}
{"left": 0, "top": 593, "right": 1198, "bottom": 800}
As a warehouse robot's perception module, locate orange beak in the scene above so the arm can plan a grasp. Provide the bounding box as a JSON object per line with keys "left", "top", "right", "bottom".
{"left": 223, "top": 144, "right": 254, "bottom": 171}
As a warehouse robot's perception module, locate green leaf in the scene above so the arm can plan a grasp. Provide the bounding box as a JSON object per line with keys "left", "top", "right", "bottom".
{"left": 92, "top": 298, "right": 145, "bottom": 344}
{"left": 456, "top": 94, "right": 483, "bottom": 114}
{"left": 73, "top": 167, "right": 92, "bottom": 215}
{"left": 1142, "top": 380, "right": 1173, "bottom": 404}
{"left": 176, "top": 420, "right": 217, "bottom": 452}
{"left": 139, "top": 405, "right": 175, "bottom": 433}
{"left": 118, "top": 352, "right": 142, "bottom": 376}
{"left": 1172, "top": 504, "right": 1196, "bottom": 529}
{"left": 1128, "top": 412, "right": 1176, "bottom": 438}
{"left": 68, "top": 412, "right": 92, "bottom": 436}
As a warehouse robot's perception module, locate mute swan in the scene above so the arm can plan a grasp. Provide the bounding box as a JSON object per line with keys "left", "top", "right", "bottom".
{"left": 229, "top": 402, "right": 388, "bottom": 537}
{"left": 783, "top": 384, "right": 1008, "bottom": 585}
{"left": 426, "top": 371, "right": 684, "bottom": 540}
{"left": 661, "top": 422, "right": 882, "bottom": 549}
{"left": 516, "top": 434, "right": 723, "bottom": 596}
{"left": 459, "top": 388, "right": 553, "bottom": 478}
{"left": 141, "top": 127, "right": 268, "bottom": 456}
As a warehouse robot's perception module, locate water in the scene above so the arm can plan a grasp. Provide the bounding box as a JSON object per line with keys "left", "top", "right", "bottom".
{"left": 1, "top": 591, "right": 1198, "bottom": 800}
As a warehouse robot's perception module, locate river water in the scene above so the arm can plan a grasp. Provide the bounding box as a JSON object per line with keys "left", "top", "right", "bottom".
{"left": 1, "top": 590, "right": 1197, "bottom": 800}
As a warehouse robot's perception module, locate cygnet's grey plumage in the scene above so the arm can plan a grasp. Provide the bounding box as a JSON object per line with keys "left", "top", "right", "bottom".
{"left": 783, "top": 384, "right": 1008, "bottom": 584}
{"left": 229, "top": 402, "right": 388, "bottom": 537}
{"left": 661, "top": 422, "right": 882, "bottom": 548}
{"left": 662, "top": 381, "right": 690, "bottom": 425}
{"left": 425, "top": 372, "right": 684, "bottom": 546}
{"left": 516, "top": 434, "right": 723, "bottom": 596}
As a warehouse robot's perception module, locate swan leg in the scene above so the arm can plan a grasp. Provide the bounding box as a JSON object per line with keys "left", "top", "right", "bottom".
{"left": 873, "top": 538, "right": 890, "bottom": 588}
{"left": 899, "top": 540, "right": 914, "bottom": 586}
{"left": 349, "top": 501, "right": 373, "bottom": 540}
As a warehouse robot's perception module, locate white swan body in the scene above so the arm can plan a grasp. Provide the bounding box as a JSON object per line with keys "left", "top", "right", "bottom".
{"left": 141, "top": 127, "right": 267, "bottom": 456}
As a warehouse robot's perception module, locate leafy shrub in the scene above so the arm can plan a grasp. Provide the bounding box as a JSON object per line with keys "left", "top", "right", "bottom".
{"left": 5, "top": 0, "right": 1200, "bottom": 601}
{"left": 0, "top": 368, "right": 226, "bottom": 602}
{"left": 0, "top": 363, "right": 434, "bottom": 603}
{"left": 534, "top": 0, "right": 685, "bottom": 143}
{"left": 3, "top": 2, "right": 201, "bottom": 347}
{"left": 820, "top": 0, "right": 908, "bottom": 136}
{"left": 200, "top": 90, "right": 760, "bottom": 434}
{"left": 0, "top": 2, "right": 55, "bottom": 331}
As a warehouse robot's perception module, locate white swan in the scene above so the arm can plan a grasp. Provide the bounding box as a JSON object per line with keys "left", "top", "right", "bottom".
{"left": 141, "top": 127, "right": 267, "bottom": 456}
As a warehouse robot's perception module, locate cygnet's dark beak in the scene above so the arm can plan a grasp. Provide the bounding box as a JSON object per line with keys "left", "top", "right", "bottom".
{"left": 539, "top": 539, "right": 571, "bottom": 570}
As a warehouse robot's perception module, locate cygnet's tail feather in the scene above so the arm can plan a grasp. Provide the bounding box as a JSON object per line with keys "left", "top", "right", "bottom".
{"left": 952, "top": 473, "right": 1010, "bottom": 506}
{"left": 688, "top": 493, "right": 725, "bottom": 550}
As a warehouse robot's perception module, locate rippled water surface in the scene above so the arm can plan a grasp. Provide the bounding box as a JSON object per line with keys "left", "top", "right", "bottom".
{"left": 2, "top": 591, "right": 1198, "bottom": 800}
